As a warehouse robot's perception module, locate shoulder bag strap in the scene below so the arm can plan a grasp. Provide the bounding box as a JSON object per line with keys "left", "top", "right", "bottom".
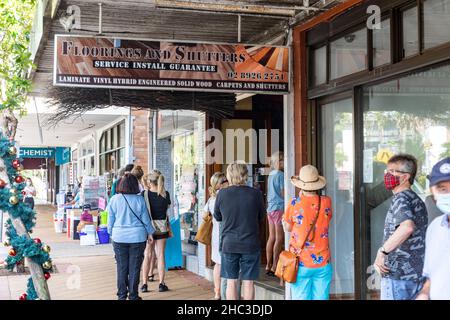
{"left": 143, "top": 191, "right": 157, "bottom": 230}
{"left": 299, "top": 195, "right": 322, "bottom": 251}
{"left": 122, "top": 194, "right": 148, "bottom": 231}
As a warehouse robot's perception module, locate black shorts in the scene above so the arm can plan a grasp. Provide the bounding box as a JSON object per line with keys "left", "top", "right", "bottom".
{"left": 221, "top": 252, "right": 260, "bottom": 281}
{"left": 153, "top": 232, "right": 169, "bottom": 240}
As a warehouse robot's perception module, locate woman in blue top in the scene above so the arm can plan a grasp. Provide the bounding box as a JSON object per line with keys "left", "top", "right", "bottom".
{"left": 265, "top": 151, "right": 285, "bottom": 276}
{"left": 107, "top": 173, "right": 155, "bottom": 300}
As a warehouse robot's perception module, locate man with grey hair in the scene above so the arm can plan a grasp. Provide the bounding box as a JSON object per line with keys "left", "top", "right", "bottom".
{"left": 373, "top": 154, "right": 428, "bottom": 300}
{"left": 214, "top": 162, "right": 266, "bottom": 300}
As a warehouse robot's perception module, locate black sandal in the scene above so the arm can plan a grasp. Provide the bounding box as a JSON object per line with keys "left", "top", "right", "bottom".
{"left": 266, "top": 270, "right": 276, "bottom": 277}
{"left": 140, "top": 284, "right": 149, "bottom": 293}
{"left": 148, "top": 274, "right": 155, "bottom": 282}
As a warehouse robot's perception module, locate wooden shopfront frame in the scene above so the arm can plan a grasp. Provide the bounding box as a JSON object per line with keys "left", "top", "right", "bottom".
{"left": 293, "top": 0, "right": 450, "bottom": 299}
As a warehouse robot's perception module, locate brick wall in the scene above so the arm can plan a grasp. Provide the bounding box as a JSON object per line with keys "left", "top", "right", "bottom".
{"left": 132, "top": 110, "right": 149, "bottom": 171}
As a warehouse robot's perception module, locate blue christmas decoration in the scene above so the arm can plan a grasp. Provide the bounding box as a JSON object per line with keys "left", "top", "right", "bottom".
{"left": 0, "top": 133, "right": 52, "bottom": 300}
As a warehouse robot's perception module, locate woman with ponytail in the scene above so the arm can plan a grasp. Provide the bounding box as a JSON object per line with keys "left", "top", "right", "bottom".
{"left": 140, "top": 170, "right": 171, "bottom": 293}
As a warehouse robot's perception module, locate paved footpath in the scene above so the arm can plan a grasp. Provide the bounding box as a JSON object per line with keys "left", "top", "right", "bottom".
{"left": 0, "top": 205, "right": 214, "bottom": 300}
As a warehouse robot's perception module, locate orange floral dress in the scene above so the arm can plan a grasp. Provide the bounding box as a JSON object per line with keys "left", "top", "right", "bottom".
{"left": 283, "top": 195, "right": 333, "bottom": 268}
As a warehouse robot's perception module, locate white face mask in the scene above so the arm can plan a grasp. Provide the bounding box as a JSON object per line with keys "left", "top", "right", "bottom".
{"left": 435, "top": 193, "right": 450, "bottom": 215}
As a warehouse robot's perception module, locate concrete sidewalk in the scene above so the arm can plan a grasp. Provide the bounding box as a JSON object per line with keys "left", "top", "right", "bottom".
{"left": 0, "top": 205, "right": 214, "bottom": 300}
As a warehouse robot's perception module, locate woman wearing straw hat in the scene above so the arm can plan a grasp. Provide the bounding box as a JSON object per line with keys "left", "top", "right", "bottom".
{"left": 282, "top": 165, "right": 333, "bottom": 300}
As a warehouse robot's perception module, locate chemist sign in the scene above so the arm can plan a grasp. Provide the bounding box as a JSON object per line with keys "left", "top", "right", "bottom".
{"left": 19, "top": 147, "right": 55, "bottom": 158}
{"left": 54, "top": 35, "right": 290, "bottom": 94}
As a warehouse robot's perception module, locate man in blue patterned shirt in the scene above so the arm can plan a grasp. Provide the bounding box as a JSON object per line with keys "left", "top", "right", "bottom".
{"left": 373, "top": 154, "right": 428, "bottom": 300}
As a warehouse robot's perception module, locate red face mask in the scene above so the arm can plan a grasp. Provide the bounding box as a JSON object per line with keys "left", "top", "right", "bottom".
{"left": 384, "top": 172, "right": 401, "bottom": 191}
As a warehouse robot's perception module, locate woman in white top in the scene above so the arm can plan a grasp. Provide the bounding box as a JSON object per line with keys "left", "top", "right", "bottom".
{"left": 23, "top": 178, "right": 37, "bottom": 210}
{"left": 203, "top": 172, "right": 229, "bottom": 300}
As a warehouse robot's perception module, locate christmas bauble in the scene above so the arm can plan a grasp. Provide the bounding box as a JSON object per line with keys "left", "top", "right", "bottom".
{"left": 8, "top": 248, "right": 16, "bottom": 256}
{"left": 0, "top": 179, "right": 6, "bottom": 189}
{"left": 34, "top": 238, "right": 41, "bottom": 244}
{"left": 12, "top": 159, "right": 20, "bottom": 168}
{"left": 9, "top": 188, "right": 17, "bottom": 194}
{"left": 9, "top": 196, "right": 19, "bottom": 205}
{"left": 19, "top": 293, "right": 27, "bottom": 300}
{"left": 44, "top": 272, "right": 51, "bottom": 280}
{"left": 8, "top": 146, "right": 17, "bottom": 156}
{"left": 42, "top": 245, "right": 51, "bottom": 253}
{"left": 14, "top": 176, "right": 24, "bottom": 184}
{"left": 42, "top": 261, "right": 52, "bottom": 270}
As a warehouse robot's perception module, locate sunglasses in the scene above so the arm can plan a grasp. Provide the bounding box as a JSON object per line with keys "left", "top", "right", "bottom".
{"left": 219, "top": 179, "right": 228, "bottom": 185}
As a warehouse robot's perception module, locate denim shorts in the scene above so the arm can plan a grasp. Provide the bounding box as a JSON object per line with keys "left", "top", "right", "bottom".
{"left": 381, "top": 277, "right": 424, "bottom": 300}
{"left": 221, "top": 252, "right": 260, "bottom": 281}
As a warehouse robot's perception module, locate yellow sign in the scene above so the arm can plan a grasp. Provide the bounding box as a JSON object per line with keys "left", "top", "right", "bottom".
{"left": 376, "top": 149, "right": 394, "bottom": 164}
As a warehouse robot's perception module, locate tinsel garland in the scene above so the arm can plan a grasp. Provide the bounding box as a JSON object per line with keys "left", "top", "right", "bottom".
{"left": 0, "top": 132, "right": 52, "bottom": 300}
{"left": 26, "top": 278, "right": 38, "bottom": 300}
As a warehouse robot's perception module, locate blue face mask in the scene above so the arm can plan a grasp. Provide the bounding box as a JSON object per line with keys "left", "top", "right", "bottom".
{"left": 435, "top": 193, "right": 450, "bottom": 215}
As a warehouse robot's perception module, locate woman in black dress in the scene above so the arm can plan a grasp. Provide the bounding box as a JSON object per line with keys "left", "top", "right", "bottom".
{"left": 141, "top": 170, "right": 171, "bottom": 293}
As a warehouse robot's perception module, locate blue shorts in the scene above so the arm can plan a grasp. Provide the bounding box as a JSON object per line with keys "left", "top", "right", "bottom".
{"left": 221, "top": 252, "right": 260, "bottom": 281}
{"left": 380, "top": 277, "right": 424, "bottom": 300}
{"left": 291, "top": 264, "right": 333, "bottom": 300}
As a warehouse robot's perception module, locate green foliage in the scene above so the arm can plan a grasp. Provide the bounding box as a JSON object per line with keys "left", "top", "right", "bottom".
{"left": 0, "top": 0, "right": 36, "bottom": 114}
{"left": 441, "top": 142, "right": 450, "bottom": 158}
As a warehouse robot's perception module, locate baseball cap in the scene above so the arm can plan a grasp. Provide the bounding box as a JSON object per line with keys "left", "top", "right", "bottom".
{"left": 427, "top": 157, "right": 450, "bottom": 187}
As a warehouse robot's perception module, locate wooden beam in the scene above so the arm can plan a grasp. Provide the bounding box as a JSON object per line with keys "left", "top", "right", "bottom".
{"left": 72, "top": 0, "right": 156, "bottom": 7}
{"left": 293, "top": 0, "right": 364, "bottom": 31}
{"left": 155, "top": 0, "right": 296, "bottom": 17}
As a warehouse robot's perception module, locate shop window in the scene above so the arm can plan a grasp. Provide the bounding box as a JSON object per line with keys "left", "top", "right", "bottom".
{"left": 100, "top": 134, "right": 106, "bottom": 153}
{"left": 362, "top": 63, "right": 450, "bottom": 299}
{"left": 119, "top": 148, "right": 125, "bottom": 169}
{"left": 402, "top": 6, "right": 419, "bottom": 58}
{"left": 330, "top": 28, "right": 368, "bottom": 80}
{"left": 71, "top": 149, "right": 78, "bottom": 162}
{"left": 119, "top": 122, "right": 125, "bottom": 147}
{"left": 100, "top": 154, "right": 105, "bottom": 175}
{"left": 106, "top": 130, "right": 110, "bottom": 152}
{"left": 311, "top": 45, "right": 327, "bottom": 86}
{"left": 99, "top": 121, "right": 126, "bottom": 175}
{"left": 424, "top": 0, "right": 450, "bottom": 49}
{"left": 81, "top": 139, "right": 94, "bottom": 157}
{"left": 373, "top": 18, "right": 391, "bottom": 67}
{"left": 90, "top": 156, "right": 95, "bottom": 176}
{"left": 321, "top": 98, "right": 355, "bottom": 298}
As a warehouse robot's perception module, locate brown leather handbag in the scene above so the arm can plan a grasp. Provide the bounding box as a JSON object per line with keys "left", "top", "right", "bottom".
{"left": 275, "top": 196, "right": 322, "bottom": 283}
{"left": 195, "top": 213, "right": 213, "bottom": 245}
{"left": 275, "top": 249, "right": 299, "bottom": 283}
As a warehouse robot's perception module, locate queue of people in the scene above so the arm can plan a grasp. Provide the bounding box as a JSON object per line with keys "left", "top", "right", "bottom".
{"left": 203, "top": 153, "right": 449, "bottom": 301}
{"left": 106, "top": 152, "right": 450, "bottom": 301}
